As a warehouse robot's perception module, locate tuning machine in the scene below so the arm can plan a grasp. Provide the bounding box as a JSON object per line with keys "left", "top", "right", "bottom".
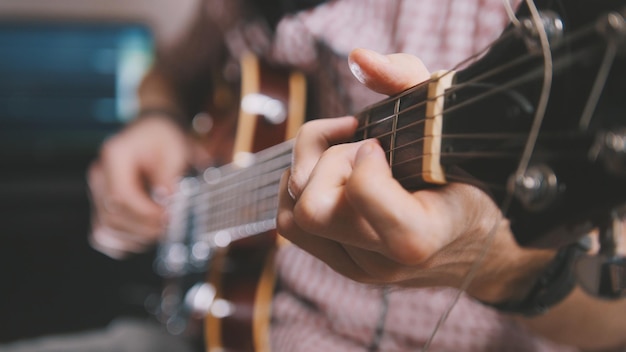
{"left": 517, "top": 10, "right": 564, "bottom": 54}
{"left": 508, "top": 164, "right": 560, "bottom": 211}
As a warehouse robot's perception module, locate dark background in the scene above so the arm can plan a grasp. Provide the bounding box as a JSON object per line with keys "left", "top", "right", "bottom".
{"left": 0, "top": 22, "right": 160, "bottom": 342}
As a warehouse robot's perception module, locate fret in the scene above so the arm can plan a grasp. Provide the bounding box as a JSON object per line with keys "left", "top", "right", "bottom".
{"left": 389, "top": 98, "right": 400, "bottom": 167}
{"left": 355, "top": 110, "right": 371, "bottom": 140}
{"left": 359, "top": 98, "right": 398, "bottom": 152}
{"left": 356, "top": 81, "right": 431, "bottom": 189}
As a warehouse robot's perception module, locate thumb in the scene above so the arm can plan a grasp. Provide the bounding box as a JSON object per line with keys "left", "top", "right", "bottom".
{"left": 348, "top": 48, "right": 431, "bottom": 96}
{"left": 145, "top": 140, "right": 190, "bottom": 198}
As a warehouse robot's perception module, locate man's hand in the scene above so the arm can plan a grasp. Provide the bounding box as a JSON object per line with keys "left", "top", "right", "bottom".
{"left": 277, "top": 48, "right": 555, "bottom": 303}
{"left": 88, "top": 115, "right": 190, "bottom": 259}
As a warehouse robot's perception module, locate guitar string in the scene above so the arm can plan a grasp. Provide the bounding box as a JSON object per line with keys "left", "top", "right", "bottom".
{"left": 190, "top": 136, "right": 581, "bottom": 236}
{"left": 178, "top": 37, "right": 588, "bottom": 230}
{"left": 578, "top": 33, "right": 619, "bottom": 130}
{"left": 353, "top": 23, "right": 596, "bottom": 138}
{"left": 191, "top": 130, "right": 588, "bottom": 236}
{"left": 184, "top": 47, "right": 588, "bottom": 226}
{"left": 182, "top": 129, "right": 572, "bottom": 231}
{"left": 185, "top": 43, "right": 587, "bottom": 219}
{"left": 172, "top": 6, "right": 595, "bottom": 241}
{"left": 174, "top": 17, "right": 598, "bottom": 210}
{"left": 422, "top": 0, "right": 554, "bottom": 348}
{"left": 190, "top": 130, "right": 581, "bottom": 230}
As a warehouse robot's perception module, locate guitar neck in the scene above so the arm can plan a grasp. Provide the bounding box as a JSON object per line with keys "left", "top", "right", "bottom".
{"left": 176, "top": 72, "right": 458, "bottom": 248}
{"left": 183, "top": 140, "right": 293, "bottom": 247}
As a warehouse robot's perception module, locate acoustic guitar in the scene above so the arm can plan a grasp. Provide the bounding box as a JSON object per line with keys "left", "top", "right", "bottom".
{"left": 155, "top": 0, "right": 626, "bottom": 350}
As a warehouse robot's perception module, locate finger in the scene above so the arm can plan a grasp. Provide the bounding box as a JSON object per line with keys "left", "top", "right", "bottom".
{"left": 98, "top": 138, "right": 165, "bottom": 235}
{"left": 277, "top": 171, "right": 370, "bottom": 279}
{"left": 293, "top": 141, "right": 380, "bottom": 250}
{"left": 289, "top": 116, "right": 358, "bottom": 200}
{"left": 88, "top": 162, "right": 163, "bottom": 247}
{"left": 344, "top": 141, "right": 454, "bottom": 265}
{"left": 143, "top": 125, "right": 189, "bottom": 194}
{"left": 348, "top": 48, "right": 431, "bottom": 95}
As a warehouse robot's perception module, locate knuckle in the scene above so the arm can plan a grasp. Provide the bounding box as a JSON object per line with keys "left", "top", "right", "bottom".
{"left": 292, "top": 193, "right": 328, "bottom": 234}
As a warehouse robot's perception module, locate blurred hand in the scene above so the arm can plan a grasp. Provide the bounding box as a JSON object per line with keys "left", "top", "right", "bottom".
{"left": 277, "top": 48, "right": 555, "bottom": 303}
{"left": 88, "top": 115, "right": 191, "bottom": 259}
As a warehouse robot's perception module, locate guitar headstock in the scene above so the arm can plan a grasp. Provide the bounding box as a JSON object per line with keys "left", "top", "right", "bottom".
{"left": 439, "top": 0, "right": 626, "bottom": 247}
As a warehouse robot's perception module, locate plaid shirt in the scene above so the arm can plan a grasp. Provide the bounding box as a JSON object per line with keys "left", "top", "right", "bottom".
{"left": 206, "top": 0, "right": 578, "bottom": 350}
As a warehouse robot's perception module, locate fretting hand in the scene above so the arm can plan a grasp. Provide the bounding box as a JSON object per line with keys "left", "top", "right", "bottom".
{"left": 277, "top": 48, "right": 555, "bottom": 304}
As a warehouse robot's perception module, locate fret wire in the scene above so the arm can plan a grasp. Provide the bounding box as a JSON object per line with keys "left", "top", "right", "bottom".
{"left": 202, "top": 192, "right": 279, "bottom": 233}
{"left": 201, "top": 174, "right": 281, "bottom": 215}
{"left": 189, "top": 140, "right": 294, "bottom": 197}
{"left": 201, "top": 158, "right": 288, "bottom": 200}
{"left": 355, "top": 94, "right": 426, "bottom": 136}
{"left": 389, "top": 96, "right": 400, "bottom": 167}
{"left": 363, "top": 109, "right": 370, "bottom": 139}
{"left": 190, "top": 156, "right": 290, "bottom": 234}
{"left": 205, "top": 176, "right": 280, "bottom": 210}
{"left": 194, "top": 152, "right": 291, "bottom": 203}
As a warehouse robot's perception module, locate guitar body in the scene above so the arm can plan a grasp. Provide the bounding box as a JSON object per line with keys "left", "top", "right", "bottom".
{"left": 205, "top": 53, "right": 306, "bottom": 351}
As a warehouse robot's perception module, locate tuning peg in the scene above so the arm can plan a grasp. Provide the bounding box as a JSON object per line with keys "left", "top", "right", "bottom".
{"left": 508, "top": 164, "right": 560, "bottom": 211}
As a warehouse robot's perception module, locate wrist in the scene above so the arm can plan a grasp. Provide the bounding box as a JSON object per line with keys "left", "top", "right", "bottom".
{"left": 481, "top": 241, "right": 588, "bottom": 316}
{"left": 470, "top": 247, "right": 556, "bottom": 304}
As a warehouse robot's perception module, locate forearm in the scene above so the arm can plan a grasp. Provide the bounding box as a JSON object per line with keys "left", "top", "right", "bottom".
{"left": 518, "top": 287, "right": 626, "bottom": 351}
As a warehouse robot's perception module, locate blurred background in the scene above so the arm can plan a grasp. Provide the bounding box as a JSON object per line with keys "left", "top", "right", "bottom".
{"left": 0, "top": 0, "right": 199, "bottom": 342}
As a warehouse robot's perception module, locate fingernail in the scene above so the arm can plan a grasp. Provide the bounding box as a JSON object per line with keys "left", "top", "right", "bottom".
{"left": 349, "top": 49, "right": 390, "bottom": 84}
{"left": 355, "top": 141, "right": 377, "bottom": 165}
{"left": 348, "top": 56, "right": 366, "bottom": 84}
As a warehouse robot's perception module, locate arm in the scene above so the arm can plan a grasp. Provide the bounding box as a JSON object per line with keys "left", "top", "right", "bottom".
{"left": 276, "top": 48, "right": 626, "bottom": 350}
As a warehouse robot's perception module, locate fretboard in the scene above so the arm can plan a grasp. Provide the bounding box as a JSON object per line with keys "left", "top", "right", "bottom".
{"left": 164, "top": 71, "right": 455, "bottom": 262}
